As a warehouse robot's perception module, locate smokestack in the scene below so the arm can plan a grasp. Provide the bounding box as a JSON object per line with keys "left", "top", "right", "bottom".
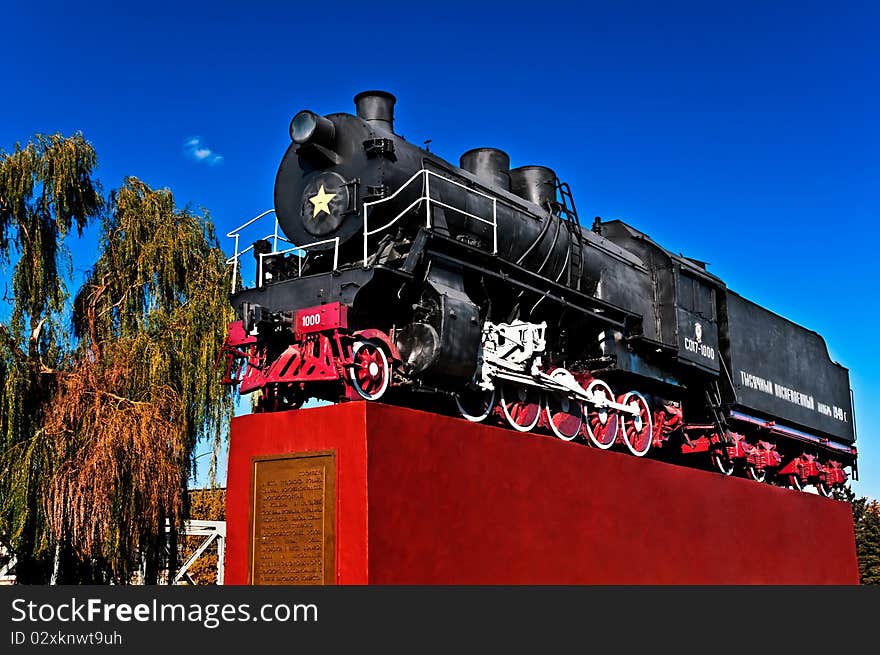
{"left": 354, "top": 90, "right": 396, "bottom": 133}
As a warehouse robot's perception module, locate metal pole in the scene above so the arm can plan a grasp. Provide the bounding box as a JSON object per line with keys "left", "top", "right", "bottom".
{"left": 231, "top": 234, "right": 240, "bottom": 293}
{"left": 216, "top": 536, "right": 225, "bottom": 585}
{"left": 363, "top": 206, "right": 369, "bottom": 267}
{"left": 492, "top": 199, "right": 498, "bottom": 254}
{"left": 425, "top": 171, "right": 432, "bottom": 228}
{"left": 273, "top": 217, "right": 279, "bottom": 252}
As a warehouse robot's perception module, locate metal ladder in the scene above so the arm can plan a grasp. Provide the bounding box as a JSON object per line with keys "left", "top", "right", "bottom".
{"left": 705, "top": 381, "right": 731, "bottom": 444}
{"left": 556, "top": 180, "right": 584, "bottom": 292}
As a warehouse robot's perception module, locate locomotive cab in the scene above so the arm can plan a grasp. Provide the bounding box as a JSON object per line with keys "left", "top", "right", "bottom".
{"left": 597, "top": 219, "right": 724, "bottom": 375}
{"left": 673, "top": 261, "right": 721, "bottom": 375}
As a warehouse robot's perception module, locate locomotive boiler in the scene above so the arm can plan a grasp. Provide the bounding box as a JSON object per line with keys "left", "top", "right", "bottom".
{"left": 221, "top": 91, "right": 857, "bottom": 495}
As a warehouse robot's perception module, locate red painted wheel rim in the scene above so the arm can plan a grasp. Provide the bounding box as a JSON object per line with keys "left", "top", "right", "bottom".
{"left": 586, "top": 382, "right": 617, "bottom": 447}
{"left": 588, "top": 413, "right": 616, "bottom": 445}
{"left": 501, "top": 384, "right": 541, "bottom": 431}
{"left": 455, "top": 388, "right": 495, "bottom": 422}
{"left": 621, "top": 392, "right": 652, "bottom": 456}
{"left": 546, "top": 394, "right": 582, "bottom": 440}
{"left": 351, "top": 342, "right": 389, "bottom": 400}
{"left": 747, "top": 465, "right": 766, "bottom": 483}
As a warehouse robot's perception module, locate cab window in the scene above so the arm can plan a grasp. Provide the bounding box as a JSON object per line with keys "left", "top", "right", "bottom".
{"left": 679, "top": 272, "right": 715, "bottom": 320}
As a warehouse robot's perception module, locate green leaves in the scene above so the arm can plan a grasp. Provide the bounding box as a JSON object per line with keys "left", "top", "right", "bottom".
{"left": 1, "top": 135, "right": 234, "bottom": 582}
{"left": 43, "top": 177, "right": 235, "bottom": 581}
{"left": 0, "top": 133, "right": 102, "bottom": 579}
{"left": 0, "top": 133, "right": 102, "bottom": 339}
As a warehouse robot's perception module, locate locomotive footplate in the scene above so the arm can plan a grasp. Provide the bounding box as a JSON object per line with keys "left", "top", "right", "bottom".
{"left": 230, "top": 264, "right": 410, "bottom": 319}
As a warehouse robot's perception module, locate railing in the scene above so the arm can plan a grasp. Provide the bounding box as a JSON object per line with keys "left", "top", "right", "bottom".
{"left": 225, "top": 209, "right": 339, "bottom": 293}
{"left": 226, "top": 209, "right": 284, "bottom": 293}
{"left": 228, "top": 169, "right": 500, "bottom": 290}
{"left": 257, "top": 237, "right": 339, "bottom": 287}
{"left": 363, "top": 169, "right": 498, "bottom": 267}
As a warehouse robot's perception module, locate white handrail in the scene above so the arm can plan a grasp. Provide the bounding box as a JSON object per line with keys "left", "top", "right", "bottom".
{"left": 229, "top": 169, "right": 501, "bottom": 288}
{"left": 366, "top": 197, "right": 426, "bottom": 240}
{"left": 226, "top": 209, "right": 277, "bottom": 293}
{"left": 258, "top": 238, "right": 339, "bottom": 283}
{"left": 226, "top": 209, "right": 276, "bottom": 239}
{"left": 362, "top": 169, "right": 499, "bottom": 267}
{"left": 226, "top": 208, "right": 338, "bottom": 293}
{"left": 224, "top": 233, "right": 292, "bottom": 264}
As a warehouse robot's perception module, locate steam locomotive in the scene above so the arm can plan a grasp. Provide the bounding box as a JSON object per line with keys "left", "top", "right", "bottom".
{"left": 221, "top": 90, "right": 857, "bottom": 494}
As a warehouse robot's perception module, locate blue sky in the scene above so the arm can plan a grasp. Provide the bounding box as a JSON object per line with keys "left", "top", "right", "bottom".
{"left": 2, "top": 1, "right": 877, "bottom": 497}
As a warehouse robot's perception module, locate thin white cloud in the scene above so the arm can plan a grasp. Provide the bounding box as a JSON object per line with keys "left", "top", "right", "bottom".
{"left": 184, "top": 136, "right": 224, "bottom": 165}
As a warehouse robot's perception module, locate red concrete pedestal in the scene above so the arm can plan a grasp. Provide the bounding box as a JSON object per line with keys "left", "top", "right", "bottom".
{"left": 225, "top": 402, "right": 859, "bottom": 584}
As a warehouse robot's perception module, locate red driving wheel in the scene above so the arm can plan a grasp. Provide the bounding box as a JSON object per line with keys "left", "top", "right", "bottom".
{"left": 350, "top": 340, "right": 390, "bottom": 401}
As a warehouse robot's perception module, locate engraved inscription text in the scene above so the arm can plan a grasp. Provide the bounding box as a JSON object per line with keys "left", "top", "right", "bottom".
{"left": 249, "top": 452, "right": 335, "bottom": 585}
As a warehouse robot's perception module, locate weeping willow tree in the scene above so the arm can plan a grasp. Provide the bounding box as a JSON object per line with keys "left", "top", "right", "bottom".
{"left": 43, "top": 177, "right": 234, "bottom": 582}
{"left": 0, "top": 134, "right": 103, "bottom": 582}
{"left": 1, "top": 134, "right": 234, "bottom": 583}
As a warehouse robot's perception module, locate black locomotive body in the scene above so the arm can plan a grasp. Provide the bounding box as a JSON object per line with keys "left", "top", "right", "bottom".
{"left": 221, "top": 91, "right": 857, "bottom": 494}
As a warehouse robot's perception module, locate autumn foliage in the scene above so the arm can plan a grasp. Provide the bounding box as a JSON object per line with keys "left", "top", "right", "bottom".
{"left": 0, "top": 134, "right": 234, "bottom": 583}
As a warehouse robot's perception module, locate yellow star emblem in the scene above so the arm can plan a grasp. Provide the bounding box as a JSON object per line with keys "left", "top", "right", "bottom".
{"left": 308, "top": 184, "right": 336, "bottom": 217}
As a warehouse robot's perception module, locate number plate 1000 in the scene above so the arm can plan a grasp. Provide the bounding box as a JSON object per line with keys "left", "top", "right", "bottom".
{"left": 295, "top": 303, "right": 348, "bottom": 335}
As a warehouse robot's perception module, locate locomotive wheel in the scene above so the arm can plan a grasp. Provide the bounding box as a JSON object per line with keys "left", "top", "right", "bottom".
{"left": 787, "top": 474, "right": 804, "bottom": 491}
{"left": 584, "top": 379, "right": 618, "bottom": 449}
{"left": 544, "top": 369, "right": 583, "bottom": 441}
{"left": 544, "top": 393, "right": 583, "bottom": 441}
{"left": 277, "top": 387, "right": 306, "bottom": 411}
{"left": 711, "top": 450, "right": 735, "bottom": 476}
{"left": 500, "top": 382, "right": 542, "bottom": 432}
{"left": 350, "top": 340, "right": 390, "bottom": 401}
{"left": 455, "top": 387, "right": 496, "bottom": 423}
{"left": 816, "top": 480, "right": 834, "bottom": 497}
{"left": 746, "top": 465, "right": 767, "bottom": 483}
{"left": 618, "top": 391, "right": 653, "bottom": 457}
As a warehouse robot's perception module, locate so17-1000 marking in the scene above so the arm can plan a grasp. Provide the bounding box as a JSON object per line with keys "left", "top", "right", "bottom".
{"left": 683, "top": 337, "right": 715, "bottom": 360}
{"left": 683, "top": 322, "right": 715, "bottom": 361}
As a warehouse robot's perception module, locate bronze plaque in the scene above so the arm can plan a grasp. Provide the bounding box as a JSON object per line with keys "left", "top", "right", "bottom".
{"left": 249, "top": 451, "right": 336, "bottom": 585}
